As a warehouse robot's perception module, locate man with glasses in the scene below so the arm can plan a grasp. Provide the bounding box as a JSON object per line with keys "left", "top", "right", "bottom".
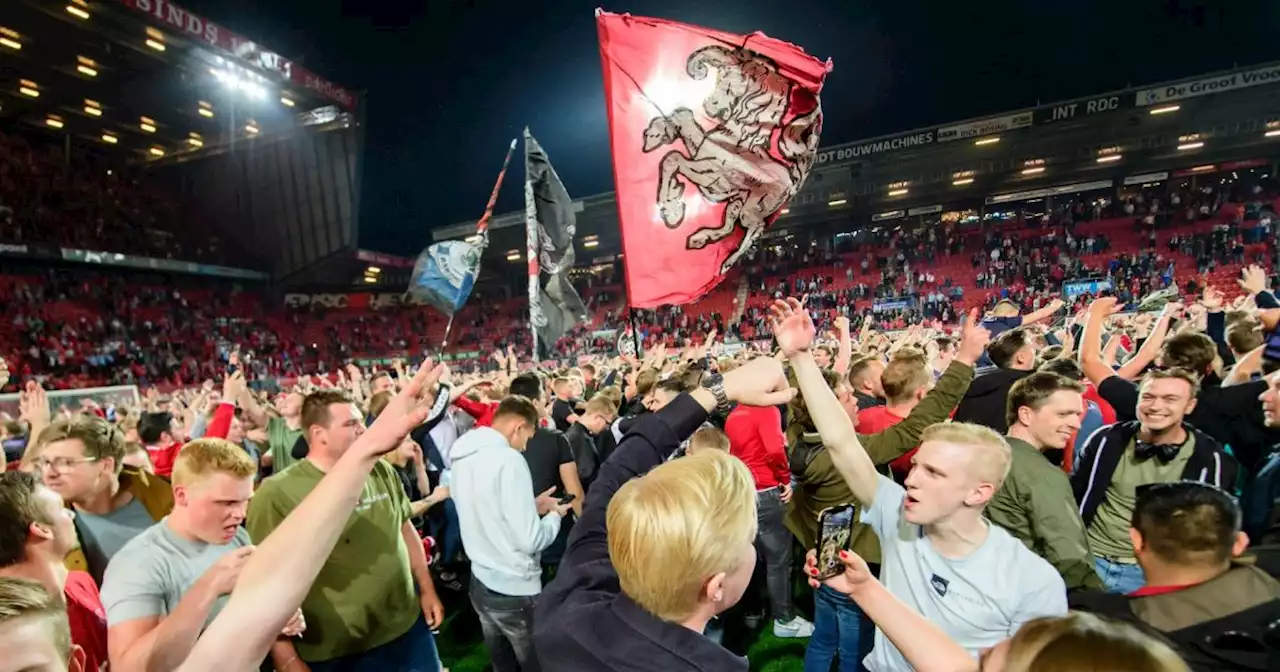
{"left": 32, "top": 416, "right": 173, "bottom": 584}
{"left": 1071, "top": 481, "right": 1280, "bottom": 670}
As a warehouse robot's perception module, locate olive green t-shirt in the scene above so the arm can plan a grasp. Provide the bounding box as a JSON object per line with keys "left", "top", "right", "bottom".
{"left": 266, "top": 416, "right": 303, "bottom": 473}
{"left": 1087, "top": 436, "right": 1194, "bottom": 560}
{"left": 246, "top": 458, "right": 419, "bottom": 662}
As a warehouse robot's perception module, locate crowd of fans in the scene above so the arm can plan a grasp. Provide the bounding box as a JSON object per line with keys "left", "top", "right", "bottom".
{"left": 2, "top": 256, "right": 1280, "bottom": 671}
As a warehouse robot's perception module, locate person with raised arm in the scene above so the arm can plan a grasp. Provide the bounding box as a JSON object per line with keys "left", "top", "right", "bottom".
{"left": 175, "top": 361, "right": 446, "bottom": 672}
{"left": 773, "top": 297, "right": 1066, "bottom": 670}
{"left": 532, "top": 356, "right": 797, "bottom": 671}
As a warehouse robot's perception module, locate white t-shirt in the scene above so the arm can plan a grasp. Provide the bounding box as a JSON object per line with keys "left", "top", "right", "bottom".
{"left": 861, "top": 477, "right": 1067, "bottom": 671}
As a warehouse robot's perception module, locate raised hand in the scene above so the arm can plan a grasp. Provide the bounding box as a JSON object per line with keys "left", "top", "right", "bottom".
{"left": 1202, "top": 286, "right": 1225, "bottom": 312}
{"left": 954, "top": 308, "right": 991, "bottom": 367}
{"left": 350, "top": 360, "right": 446, "bottom": 459}
{"left": 770, "top": 297, "right": 816, "bottom": 357}
{"left": 1240, "top": 264, "right": 1268, "bottom": 296}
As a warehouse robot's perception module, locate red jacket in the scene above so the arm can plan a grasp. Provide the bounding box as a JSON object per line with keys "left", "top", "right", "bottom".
{"left": 145, "top": 442, "right": 182, "bottom": 477}
{"left": 455, "top": 396, "right": 498, "bottom": 428}
{"left": 724, "top": 405, "right": 789, "bottom": 490}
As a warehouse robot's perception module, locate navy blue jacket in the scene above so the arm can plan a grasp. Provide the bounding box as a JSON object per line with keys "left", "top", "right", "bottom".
{"left": 533, "top": 393, "right": 748, "bottom": 672}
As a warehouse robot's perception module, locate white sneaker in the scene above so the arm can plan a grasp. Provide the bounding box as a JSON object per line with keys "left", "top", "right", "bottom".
{"left": 772, "top": 615, "right": 815, "bottom": 638}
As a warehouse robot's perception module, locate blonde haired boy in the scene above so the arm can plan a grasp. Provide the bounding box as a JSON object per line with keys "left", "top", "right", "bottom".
{"left": 101, "top": 439, "right": 301, "bottom": 672}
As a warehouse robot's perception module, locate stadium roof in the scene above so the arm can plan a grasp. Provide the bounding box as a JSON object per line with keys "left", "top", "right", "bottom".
{"left": 0, "top": 0, "right": 357, "bottom": 161}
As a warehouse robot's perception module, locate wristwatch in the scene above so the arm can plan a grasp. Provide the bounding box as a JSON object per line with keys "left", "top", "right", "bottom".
{"left": 707, "top": 381, "right": 731, "bottom": 414}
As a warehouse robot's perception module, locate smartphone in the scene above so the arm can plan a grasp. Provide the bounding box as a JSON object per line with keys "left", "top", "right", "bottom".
{"left": 816, "top": 504, "right": 856, "bottom": 581}
{"left": 557, "top": 493, "right": 577, "bottom": 505}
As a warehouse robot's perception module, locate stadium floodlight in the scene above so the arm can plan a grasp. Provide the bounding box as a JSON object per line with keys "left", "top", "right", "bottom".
{"left": 84, "top": 99, "right": 103, "bottom": 116}
{"left": 77, "top": 65, "right": 98, "bottom": 77}
{"left": 66, "top": 3, "right": 90, "bottom": 20}
{"left": 1021, "top": 166, "right": 1045, "bottom": 175}
{"left": 952, "top": 177, "right": 974, "bottom": 186}
{"left": 1149, "top": 105, "right": 1180, "bottom": 115}
{"left": 506, "top": 250, "right": 521, "bottom": 261}
{"left": 211, "top": 68, "right": 268, "bottom": 100}
{"left": 0, "top": 27, "right": 20, "bottom": 50}
{"left": 101, "top": 132, "right": 118, "bottom": 144}
{"left": 828, "top": 199, "right": 848, "bottom": 207}
{"left": 245, "top": 122, "right": 260, "bottom": 135}
{"left": 1265, "top": 129, "right": 1280, "bottom": 138}
{"left": 198, "top": 101, "right": 215, "bottom": 118}
{"left": 140, "top": 116, "right": 157, "bottom": 133}
{"left": 1177, "top": 141, "right": 1204, "bottom": 151}
{"left": 1096, "top": 154, "right": 1122, "bottom": 163}
{"left": 18, "top": 80, "right": 39, "bottom": 97}
{"left": 280, "top": 95, "right": 295, "bottom": 107}
{"left": 145, "top": 38, "right": 166, "bottom": 52}
{"left": 974, "top": 137, "right": 1000, "bottom": 146}
{"left": 888, "top": 188, "right": 908, "bottom": 197}
{"left": 46, "top": 116, "right": 64, "bottom": 129}
{"left": 187, "top": 133, "right": 204, "bottom": 148}
{"left": 149, "top": 147, "right": 165, "bottom": 157}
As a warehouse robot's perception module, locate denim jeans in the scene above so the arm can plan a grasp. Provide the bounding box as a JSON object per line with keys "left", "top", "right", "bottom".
{"left": 469, "top": 578, "right": 540, "bottom": 672}
{"left": 308, "top": 614, "right": 440, "bottom": 672}
{"left": 1094, "top": 556, "right": 1146, "bottom": 594}
{"left": 755, "top": 488, "right": 795, "bottom": 622}
{"left": 804, "top": 583, "right": 872, "bottom": 672}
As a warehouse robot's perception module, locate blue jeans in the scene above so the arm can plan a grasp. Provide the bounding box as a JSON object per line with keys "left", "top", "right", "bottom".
{"left": 309, "top": 615, "right": 440, "bottom": 672}
{"left": 1094, "top": 556, "right": 1146, "bottom": 594}
{"left": 804, "top": 584, "right": 871, "bottom": 672}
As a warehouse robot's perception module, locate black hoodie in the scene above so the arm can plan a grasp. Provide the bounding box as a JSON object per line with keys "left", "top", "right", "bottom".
{"left": 953, "top": 366, "right": 1033, "bottom": 433}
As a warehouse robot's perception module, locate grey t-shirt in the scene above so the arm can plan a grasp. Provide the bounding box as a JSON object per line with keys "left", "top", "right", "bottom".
{"left": 75, "top": 497, "right": 156, "bottom": 585}
{"left": 100, "top": 519, "right": 251, "bottom": 629}
{"left": 861, "top": 476, "right": 1067, "bottom": 671}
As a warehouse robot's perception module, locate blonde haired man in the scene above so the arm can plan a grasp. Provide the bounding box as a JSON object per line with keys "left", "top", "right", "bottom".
{"left": 101, "top": 439, "right": 294, "bottom": 672}
{"left": 0, "top": 577, "right": 85, "bottom": 672}
{"left": 534, "top": 356, "right": 796, "bottom": 671}
{"left": 34, "top": 416, "right": 173, "bottom": 583}
{"left": 773, "top": 297, "right": 1066, "bottom": 670}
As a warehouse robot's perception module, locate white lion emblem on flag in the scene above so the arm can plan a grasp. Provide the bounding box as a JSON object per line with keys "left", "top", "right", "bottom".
{"left": 642, "top": 45, "right": 822, "bottom": 274}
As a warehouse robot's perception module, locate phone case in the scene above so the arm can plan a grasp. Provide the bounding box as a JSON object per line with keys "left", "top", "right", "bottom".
{"left": 815, "top": 504, "right": 856, "bottom": 581}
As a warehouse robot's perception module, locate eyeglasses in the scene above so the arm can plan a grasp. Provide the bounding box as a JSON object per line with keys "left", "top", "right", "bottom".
{"left": 29, "top": 456, "right": 99, "bottom": 473}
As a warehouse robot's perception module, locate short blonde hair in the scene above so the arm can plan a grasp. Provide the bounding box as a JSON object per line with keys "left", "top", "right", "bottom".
{"left": 171, "top": 438, "right": 256, "bottom": 487}
{"left": 1004, "top": 612, "right": 1189, "bottom": 672}
{"left": 688, "top": 426, "right": 730, "bottom": 454}
{"left": 607, "top": 450, "right": 757, "bottom": 621}
{"left": 919, "top": 422, "right": 1012, "bottom": 490}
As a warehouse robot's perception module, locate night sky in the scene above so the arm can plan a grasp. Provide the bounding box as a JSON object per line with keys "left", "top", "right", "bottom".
{"left": 182, "top": 0, "right": 1278, "bottom": 255}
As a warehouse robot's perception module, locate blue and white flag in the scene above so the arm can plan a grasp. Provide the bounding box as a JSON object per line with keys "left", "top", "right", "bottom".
{"left": 407, "top": 240, "right": 482, "bottom": 316}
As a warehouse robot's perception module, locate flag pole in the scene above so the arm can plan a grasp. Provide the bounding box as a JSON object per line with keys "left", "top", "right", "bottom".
{"left": 523, "top": 128, "right": 540, "bottom": 361}
{"left": 438, "top": 138, "right": 516, "bottom": 350}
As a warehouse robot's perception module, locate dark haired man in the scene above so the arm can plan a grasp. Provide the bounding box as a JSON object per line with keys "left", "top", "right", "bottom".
{"left": 954, "top": 326, "right": 1036, "bottom": 433}
{"left": 451, "top": 396, "right": 573, "bottom": 672}
{"left": 247, "top": 389, "right": 445, "bottom": 671}
{"left": 1072, "top": 481, "right": 1280, "bottom": 671}
{"left": 34, "top": 416, "right": 173, "bottom": 583}
{"left": 988, "top": 372, "right": 1103, "bottom": 591}
{"left": 1073, "top": 369, "right": 1240, "bottom": 594}
{"left": 0, "top": 473, "right": 107, "bottom": 671}
{"left": 138, "top": 411, "right": 183, "bottom": 478}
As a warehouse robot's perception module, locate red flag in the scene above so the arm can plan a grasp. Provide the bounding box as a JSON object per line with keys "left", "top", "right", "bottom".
{"left": 597, "top": 10, "right": 831, "bottom": 308}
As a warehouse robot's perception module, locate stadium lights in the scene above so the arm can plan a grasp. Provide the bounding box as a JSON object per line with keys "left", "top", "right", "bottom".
{"left": 145, "top": 38, "right": 166, "bottom": 51}
{"left": 1096, "top": 154, "right": 1122, "bottom": 163}
{"left": 19, "top": 80, "right": 39, "bottom": 98}
{"left": 1021, "top": 166, "right": 1046, "bottom": 175}
{"left": 1149, "top": 105, "right": 1180, "bottom": 115}
{"left": 1266, "top": 129, "right": 1280, "bottom": 138}
{"left": 101, "top": 132, "right": 118, "bottom": 144}
{"left": 888, "top": 188, "right": 908, "bottom": 197}
{"left": 46, "top": 116, "right": 64, "bottom": 129}
{"left": 84, "top": 99, "right": 103, "bottom": 117}
{"left": 1177, "top": 141, "right": 1205, "bottom": 151}
{"left": 76, "top": 56, "right": 98, "bottom": 77}
{"left": 245, "top": 122, "right": 260, "bottom": 135}
{"left": 363, "top": 276, "right": 377, "bottom": 284}
{"left": 198, "top": 101, "right": 214, "bottom": 118}
{"left": 367, "top": 266, "right": 381, "bottom": 274}
{"left": 974, "top": 137, "right": 1000, "bottom": 146}
{"left": 187, "top": 133, "right": 204, "bottom": 148}
{"left": 506, "top": 250, "right": 521, "bottom": 261}
{"left": 1189, "top": 165, "right": 1214, "bottom": 173}
{"left": 280, "top": 95, "right": 295, "bottom": 107}
{"left": 211, "top": 68, "right": 267, "bottom": 100}
{"left": 66, "top": 3, "right": 90, "bottom": 20}
{"left": 0, "top": 27, "right": 21, "bottom": 51}
{"left": 140, "top": 117, "right": 156, "bottom": 133}
{"left": 827, "top": 199, "right": 848, "bottom": 207}
{"left": 149, "top": 147, "right": 165, "bottom": 157}
{"left": 952, "top": 177, "right": 974, "bottom": 186}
